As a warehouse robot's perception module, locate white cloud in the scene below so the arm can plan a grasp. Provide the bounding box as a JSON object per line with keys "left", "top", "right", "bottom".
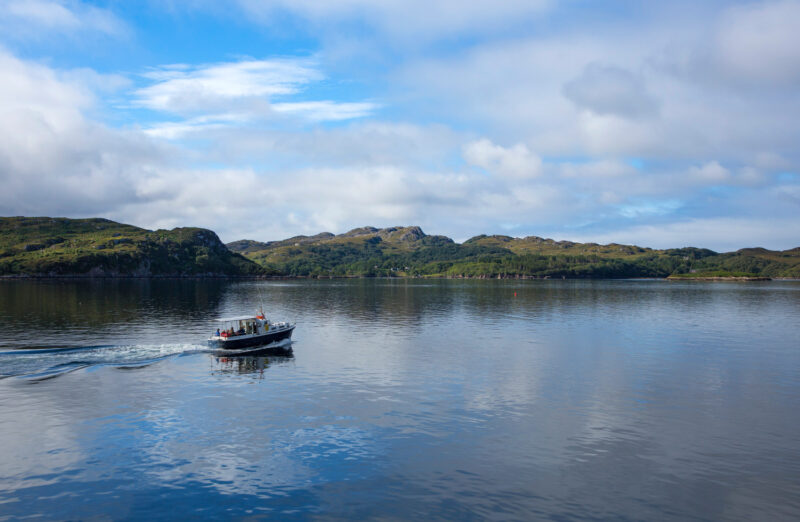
{"left": 0, "top": 0, "right": 126, "bottom": 38}
{"left": 6, "top": 0, "right": 81, "bottom": 29}
{"left": 0, "top": 49, "right": 166, "bottom": 217}
{"left": 689, "top": 161, "right": 731, "bottom": 184}
{"left": 0, "top": 39, "right": 793, "bottom": 249}
{"left": 715, "top": 0, "right": 800, "bottom": 86}
{"left": 235, "top": 0, "right": 552, "bottom": 45}
{"left": 563, "top": 63, "right": 658, "bottom": 119}
{"left": 135, "top": 59, "right": 321, "bottom": 113}
{"left": 558, "top": 160, "right": 636, "bottom": 179}
{"left": 271, "top": 100, "right": 379, "bottom": 121}
{"left": 736, "top": 166, "right": 767, "bottom": 186}
{"left": 575, "top": 111, "right": 662, "bottom": 157}
{"left": 688, "top": 161, "right": 768, "bottom": 187}
{"left": 566, "top": 217, "right": 800, "bottom": 252}
{"left": 393, "top": 4, "right": 800, "bottom": 168}
{"left": 132, "top": 58, "right": 378, "bottom": 131}
{"left": 1, "top": 3, "right": 798, "bottom": 251}
{"left": 108, "top": 164, "right": 478, "bottom": 241}
{"left": 617, "top": 200, "right": 682, "bottom": 219}
{"left": 143, "top": 114, "right": 251, "bottom": 139}
{"left": 775, "top": 183, "right": 800, "bottom": 207}
{"left": 463, "top": 139, "right": 542, "bottom": 179}
{"left": 172, "top": 120, "right": 464, "bottom": 172}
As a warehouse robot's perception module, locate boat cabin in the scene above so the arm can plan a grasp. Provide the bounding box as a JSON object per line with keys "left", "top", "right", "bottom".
{"left": 208, "top": 311, "right": 295, "bottom": 351}
{"left": 212, "top": 315, "right": 269, "bottom": 339}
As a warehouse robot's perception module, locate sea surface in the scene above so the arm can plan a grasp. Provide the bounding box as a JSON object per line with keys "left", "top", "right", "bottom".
{"left": 0, "top": 279, "right": 799, "bottom": 520}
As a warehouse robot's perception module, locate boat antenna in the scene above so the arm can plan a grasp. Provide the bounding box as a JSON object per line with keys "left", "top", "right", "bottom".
{"left": 256, "top": 282, "right": 265, "bottom": 317}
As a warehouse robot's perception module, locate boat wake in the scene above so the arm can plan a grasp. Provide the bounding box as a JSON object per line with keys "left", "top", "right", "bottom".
{"left": 0, "top": 343, "right": 211, "bottom": 381}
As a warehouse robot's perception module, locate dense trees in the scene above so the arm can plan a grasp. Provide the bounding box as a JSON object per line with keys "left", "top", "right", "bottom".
{"left": 2, "top": 218, "right": 797, "bottom": 278}
{"left": 0, "top": 217, "right": 266, "bottom": 276}
{"left": 233, "top": 231, "right": 800, "bottom": 279}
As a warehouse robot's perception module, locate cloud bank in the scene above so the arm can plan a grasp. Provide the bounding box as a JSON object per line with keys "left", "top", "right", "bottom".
{"left": 0, "top": 1, "right": 798, "bottom": 251}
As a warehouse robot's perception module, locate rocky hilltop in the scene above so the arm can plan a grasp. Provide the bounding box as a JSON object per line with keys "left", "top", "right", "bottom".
{"left": 2, "top": 217, "right": 798, "bottom": 279}
{"left": 0, "top": 217, "right": 266, "bottom": 277}
{"left": 228, "top": 225, "right": 800, "bottom": 279}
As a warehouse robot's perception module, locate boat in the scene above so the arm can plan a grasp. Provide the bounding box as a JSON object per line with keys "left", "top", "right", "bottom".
{"left": 208, "top": 308, "right": 295, "bottom": 353}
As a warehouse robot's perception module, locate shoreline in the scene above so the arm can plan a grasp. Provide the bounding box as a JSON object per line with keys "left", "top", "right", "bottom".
{"left": 666, "top": 276, "right": 772, "bottom": 281}
{"left": 1, "top": 274, "right": 793, "bottom": 281}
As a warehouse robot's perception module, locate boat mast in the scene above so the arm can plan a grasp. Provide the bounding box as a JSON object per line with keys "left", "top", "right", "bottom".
{"left": 256, "top": 283, "right": 266, "bottom": 319}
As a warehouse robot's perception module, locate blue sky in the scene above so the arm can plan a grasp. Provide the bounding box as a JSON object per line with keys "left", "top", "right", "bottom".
{"left": 0, "top": 0, "right": 798, "bottom": 250}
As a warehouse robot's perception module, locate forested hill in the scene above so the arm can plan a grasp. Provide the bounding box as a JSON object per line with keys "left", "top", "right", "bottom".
{"left": 0, "top": 217, "right": 266, "bottom": 277}
{"left": 2, "top": 218, "right": 797, "bottom": 278}
{"left": 228, "top": 226, "right": 800, "bottom": 279}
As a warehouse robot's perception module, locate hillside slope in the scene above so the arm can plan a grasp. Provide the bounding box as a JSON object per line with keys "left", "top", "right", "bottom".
{"left": 229, "top": 226, "right": 800, "bottom": 279}
{"left": 0, "top": 217, "right": 266, "bottom": 277}
{"left": 3, "top": 218, "right": 796, "bottom": 278}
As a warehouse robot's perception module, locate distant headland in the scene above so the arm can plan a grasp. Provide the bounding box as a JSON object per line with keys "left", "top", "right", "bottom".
{"left": 1, "top": 217, "right": 798, "bottom": 279}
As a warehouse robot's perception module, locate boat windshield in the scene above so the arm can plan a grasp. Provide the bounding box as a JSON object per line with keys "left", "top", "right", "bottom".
{"left": 215, "top": 317, "right": 265, "bottom": 338}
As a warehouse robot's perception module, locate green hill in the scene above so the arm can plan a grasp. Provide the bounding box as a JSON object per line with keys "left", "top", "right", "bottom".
{"left": 228, "top": 226, "right": 800, "bottom": 279}
{"left": 684, "top": 247, "right": 800, "bottom": 277}
{"left": 0, "top": 217, "right": 266, "bottom": 277}
{"left": 2, "top": 218, "right": 797, "bottom": 279}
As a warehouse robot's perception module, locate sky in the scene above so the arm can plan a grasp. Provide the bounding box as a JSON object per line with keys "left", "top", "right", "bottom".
{"left": 0, "top": 0, "right": 798, "bottom": 251}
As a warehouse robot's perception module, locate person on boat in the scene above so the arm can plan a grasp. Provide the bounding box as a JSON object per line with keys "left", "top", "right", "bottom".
{"left": 215, "top": 328, "right": 220, "bottom": 337}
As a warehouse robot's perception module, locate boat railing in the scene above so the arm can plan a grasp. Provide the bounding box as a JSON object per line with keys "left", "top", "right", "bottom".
{"left": 209, "top": 320, "right": 293, "bottom": 341}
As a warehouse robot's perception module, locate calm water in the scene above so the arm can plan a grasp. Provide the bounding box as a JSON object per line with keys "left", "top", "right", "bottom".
{"left": 0, "top": 279, "right": 799, "bottom": 520}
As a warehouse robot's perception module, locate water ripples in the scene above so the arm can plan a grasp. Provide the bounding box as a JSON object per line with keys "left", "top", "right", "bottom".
{"left": 0, "top": 279, "right": 799, "bottom": 520}
{"left": 0, "top": 343, "right": 207, "bottom": 380}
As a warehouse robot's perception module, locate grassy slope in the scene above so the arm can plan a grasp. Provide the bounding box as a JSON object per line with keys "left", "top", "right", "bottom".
{"left": 229, "top": 227, "right": 800, "bottom": 278}
{"left": 4, "top": 218, "right": 795, "bottom": 278}
{"left": 0, "top": 217, "right": 266, "bottom": 276}
{"left": 231, "top": 226, "right": 462, "bottom": 276}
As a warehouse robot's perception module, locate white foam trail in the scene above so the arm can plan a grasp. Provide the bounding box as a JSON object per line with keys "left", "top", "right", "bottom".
{"left": 1, "top": 340, "right": 295, "bottom": 380}
{"left": 1, "top": 343, "right": 207, "bottom": 380}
